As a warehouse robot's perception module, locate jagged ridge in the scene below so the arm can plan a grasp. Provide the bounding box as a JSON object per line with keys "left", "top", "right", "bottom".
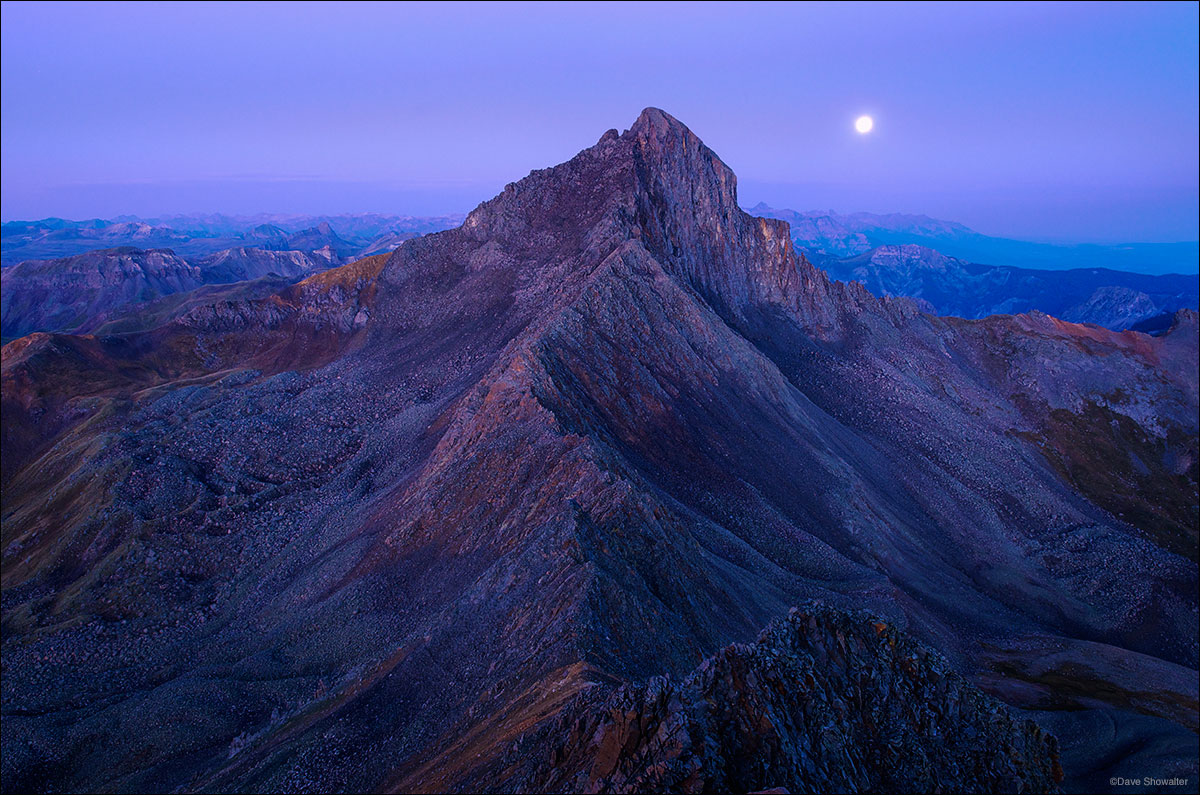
{"left": 494, "top": 602, "right": 1062, "bottom": 794}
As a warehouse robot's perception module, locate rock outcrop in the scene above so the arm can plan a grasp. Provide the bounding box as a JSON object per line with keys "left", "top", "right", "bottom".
{"left": 497, "top": 603, "right": 1062, "bottom": 794}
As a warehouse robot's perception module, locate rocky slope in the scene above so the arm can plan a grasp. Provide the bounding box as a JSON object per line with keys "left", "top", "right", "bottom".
{"left": 821, "top": 243, "right": 1198, "bottom": 330}
{"left": 485, "top": 603, "right": 1062, "bottom": 794}
{"left": 1059, "top": 285, "right": 1161, "bottom": 330}
{"left": 2, "top": 110, "right": 1196, "bottom": 794}
{"left": 1, "top": 216, "right": 468, "bottom": 339}
{"left": 74, "top": 275, "right": 301, "bottom": 336}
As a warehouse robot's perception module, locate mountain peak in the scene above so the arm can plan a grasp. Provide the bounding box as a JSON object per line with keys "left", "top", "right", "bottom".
{"left": 620, "top": 110, "right": 817, "bottom": 320}
{"left": 628, "top": 106, "right": 691, "bottom": 137}
{"left": 453, "top": 108, "right": 808, "bottom": 324}
{"left": 626, "top": 107, "right": 725, "bottom": 183}
{"left": 3, "top": 107, "right": 1197, "bottom": 795}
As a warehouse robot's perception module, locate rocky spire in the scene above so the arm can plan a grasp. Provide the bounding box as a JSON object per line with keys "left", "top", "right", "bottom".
{"left": 625, "top": 108, "right": 806, "bottom": 320}
{"left": 442, "top": 108, "right": 814, "bottom": 325}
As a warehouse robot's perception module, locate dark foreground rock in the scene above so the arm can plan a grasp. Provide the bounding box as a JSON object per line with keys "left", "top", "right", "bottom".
{"left": 495, "top": 603, "right": 1061, "bottom": 794}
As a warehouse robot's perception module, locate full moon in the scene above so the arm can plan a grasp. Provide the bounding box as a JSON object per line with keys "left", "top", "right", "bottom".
{"left": 855, "top": 115, "right": 874, "bottom": 134}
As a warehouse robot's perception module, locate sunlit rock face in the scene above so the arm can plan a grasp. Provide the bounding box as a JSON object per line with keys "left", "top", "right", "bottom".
{"left": 2, "top": 109, "right": 1196, "bottom": 793}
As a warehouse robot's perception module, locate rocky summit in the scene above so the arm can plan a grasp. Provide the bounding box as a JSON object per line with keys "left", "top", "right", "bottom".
{"left": 1, "top": 109, "right": 1197, "bottom": 794}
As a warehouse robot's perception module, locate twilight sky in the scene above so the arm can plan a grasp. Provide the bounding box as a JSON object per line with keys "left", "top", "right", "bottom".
{"left": 2, "top": 1, "right": 1197, "bottom": 243}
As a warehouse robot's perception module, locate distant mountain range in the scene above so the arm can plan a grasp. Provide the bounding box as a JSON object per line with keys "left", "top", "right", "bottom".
{"left": 4, "top": 212, "right": 1198, "bottom": 343}
{"left": 2, "top": 248, "right": 205, "bottom": 340}
{"left": 0, "top": 247, "right": 349, "bottom": 341}
{"left": 0, "top": 213, "right": 464, "bottom": 266}
{"left": 750, "top": 203, "right": 1199, "bottom": 276}
{"left": 822, "top": 243, "right": 1198, "bottom": 331}
{"left": 10, "top": 205, "right": 1197, "bottom": 276}
{"left": 0, "top": 214, "right": 465, "bottom": 341}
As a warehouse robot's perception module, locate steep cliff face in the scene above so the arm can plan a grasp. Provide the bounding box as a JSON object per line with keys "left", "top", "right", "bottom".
{"left": 630, "top": 109, "right": 802, "bottom": 317}
{"left": 2, "top": 109, "right": 1196, "bottom": 794}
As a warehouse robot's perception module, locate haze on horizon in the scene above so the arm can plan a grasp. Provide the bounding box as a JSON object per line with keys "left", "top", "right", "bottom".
{"left": 1, "top": 0, "right": 1197, "bottom": 246}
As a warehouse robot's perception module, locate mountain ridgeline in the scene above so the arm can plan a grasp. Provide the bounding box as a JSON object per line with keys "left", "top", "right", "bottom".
{"left": 1, "top": 110, "right": 1196, "bottom": 793}
{"left": 0, "top": 214, "right": 466, "bottom": 340}
{"left": 752, "top": 202, "right": 1200, "bottom": 276}
{"left": 4, "top": 209, "right": 1194, "bottom": 344}
{"left": 0, "top": 247, "right": 343, "bottom": 340}
{"left": 0, "top": 213, "right": 465, "bottom": 266}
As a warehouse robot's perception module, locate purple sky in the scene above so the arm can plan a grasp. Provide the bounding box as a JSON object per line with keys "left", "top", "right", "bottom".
{"left": 2, "top": 1, "right": 1197, "bottom": 243}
